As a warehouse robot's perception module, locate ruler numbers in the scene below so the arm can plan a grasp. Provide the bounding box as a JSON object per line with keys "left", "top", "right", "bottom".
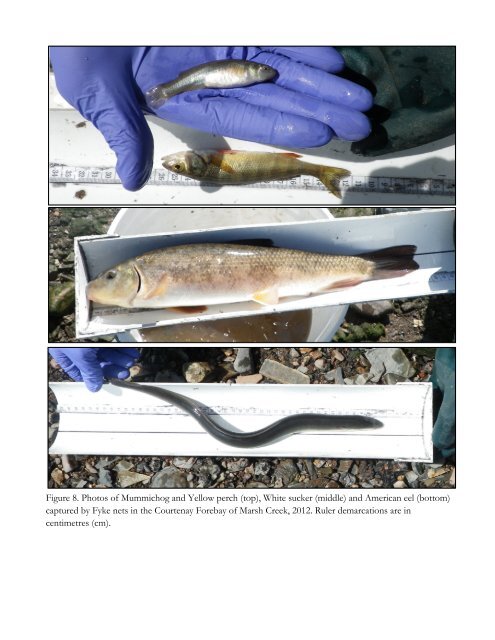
{"left": 49, "top": 164, "right": 455, "bottom": 195}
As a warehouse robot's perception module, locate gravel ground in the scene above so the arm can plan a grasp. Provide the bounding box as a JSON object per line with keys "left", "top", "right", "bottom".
{"left": 48, "top": 347, "right": 455, "bottom": 490}
{"left": 48, "top": 207, "right": 455, "bottom": 343}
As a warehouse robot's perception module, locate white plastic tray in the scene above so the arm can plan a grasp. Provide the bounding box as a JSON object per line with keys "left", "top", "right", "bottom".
{"left": 74, "top": 208, "right": 455, "bottom": 338}
{"left": 49, "top": 381, "right": 434, "bottom": 460}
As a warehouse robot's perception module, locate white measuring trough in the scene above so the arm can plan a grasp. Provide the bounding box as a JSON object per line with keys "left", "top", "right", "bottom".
{"left": 49, "top": 381, "right": 434, "bottom": 461}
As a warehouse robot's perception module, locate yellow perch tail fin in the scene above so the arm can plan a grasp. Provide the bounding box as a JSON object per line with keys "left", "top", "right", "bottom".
{"left": 317, "top": 166, "right": 351, "bottom": 199}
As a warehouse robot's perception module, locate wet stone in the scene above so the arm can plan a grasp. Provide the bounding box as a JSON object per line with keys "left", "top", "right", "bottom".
{"left": 236, "top": 373, "right": 263, "bottom": 384}
{"left": 225, "top": 458, "right": 249, "bottom": 472}
{"left": 95, "top": 458, "right": 113, "bottom": 470}
{"left": 274, "top": 459, "right": 298, "bottom": 486}
{"left": 51, "top": 468, "right": 65, "bottom": 486}
{"left": 118, "top": 471, "right": 150, "bottom": 488}
{"left": 49, "top": 282, "right": 75, "bottom": 316}
{"left": 382, "top": 373, "right": 408, "bottom": 385}
{"left": 341, "top": 473, "right": 356, "bottom": 487}
{"left": 233, "top": 348, "right": 253, "bottom": 374}
{"left": 183, "top": 362, "right": 212, "bottom": 383}
{"left": 338, "top": 460, "right": 353, "bottom": 473}
{"left": 150, "top": 467, "right": 188, "bottom": 488}
{"left": 401, "top": 299, "right": 422, "bottom": 313}
{"left": 260, "top": 359, "right": 310, "bottom": 384}
{"left": 352, "top": 300, "right": 394, "bottom": 318}
{"left": 149, "top": 457, "right": 163, "bottom": 472}
{"left": 61, "top": 455, "right": 76, "bottom": 473}
{"left": 173, "top": 457, "right": 195, "bottom": 470}
{"left": 98, "top": 469, "right": 113, "bottom": 487}
{"left": 114, "top": 460, "right": 134, "bottom": 472}
{"left": 365, "top": 348, "right": 415, "bottom": 379}
{"left": 254, "top": 460, "right": 271, "bottom": 476}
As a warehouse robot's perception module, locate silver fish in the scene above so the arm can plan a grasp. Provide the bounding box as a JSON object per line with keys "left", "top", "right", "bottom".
{"left": 146, "top": 59, "right": 277, "bottom": 107}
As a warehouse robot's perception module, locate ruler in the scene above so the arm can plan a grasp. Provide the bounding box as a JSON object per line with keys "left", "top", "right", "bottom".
{"left": 56, "top": 403, "right": 401, "bottom": 419}
{"left": 49, "top": 164, "right": 455, "bottom": 196}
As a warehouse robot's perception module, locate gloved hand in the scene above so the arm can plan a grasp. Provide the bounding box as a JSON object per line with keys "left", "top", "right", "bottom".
{"left": 50, "top": 46, "right": 373, "bottom": 190}
{"left": 49, "top": 347, "right": 140, "bottom": 392}
{"left": 430, "top": 348, "right": 455, "bottom": 458}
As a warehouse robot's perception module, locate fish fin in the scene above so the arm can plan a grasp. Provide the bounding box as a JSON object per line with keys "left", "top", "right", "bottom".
{"left": 316, "top": 166, "right": 351, "bottom": 198}
{"left": 252, "top": 287, "right": 279, "bottom": 306}
{"left": 360, "top": 245, "right": 419, "bottom": 279}
{"left": 170, "top": 306, "right": 208, "bottom": 313}
{"left": 280, "top": 152, "right": 302, "bottom": 159}
{"left": 319, "top": 277, "right": 366, "bottom": 291}
{"left": 141, "top": 276, "right": 169, "bottom": 300}
{"left": 209, "top": 153, "right": 237, "bottom": 174}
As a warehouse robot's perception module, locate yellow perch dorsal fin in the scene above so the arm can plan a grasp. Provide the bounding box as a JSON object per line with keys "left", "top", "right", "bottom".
{"left": 252, "top": 287, "right": 280, "bottom": 306}
{"left": 141, "top": 275, "right": 169, "bottom": 300}
{"left": 279, "top": 152, "right": 302, "bottom": 158}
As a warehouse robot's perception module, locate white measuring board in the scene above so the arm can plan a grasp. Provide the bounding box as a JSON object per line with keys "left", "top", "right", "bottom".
{"left": 49, "top": 382, "right": 433, "bottom": 461}
{"left": 49, "top": 102, "right": 455, "bottom": 206}
{"left": 75, "top": 208, "right": 455, "bottom": 339}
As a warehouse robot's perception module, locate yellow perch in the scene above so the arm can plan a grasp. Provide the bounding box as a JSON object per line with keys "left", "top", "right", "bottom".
{"left": 162, "top": 150, "right": 351, "bottom": 198}
{"left": 86, "top": 243, "right": 418, "bottom": 309}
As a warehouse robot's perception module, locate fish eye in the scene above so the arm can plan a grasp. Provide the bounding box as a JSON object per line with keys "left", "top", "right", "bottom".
{"left": 174, "top": 163, "right": 182, "bottom": 171}
{"left": 105, "top": 270, "right": 117, "bottom": 280}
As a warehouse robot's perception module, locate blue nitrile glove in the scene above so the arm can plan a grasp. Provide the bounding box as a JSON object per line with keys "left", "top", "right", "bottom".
{"left": 430, "top": 348, "right": 455, "bottom": 458}
{"left": 50, "top": 46, "right": 372, "bottom": 190}
{"left": 49, "top": 347, "right": 140, "bottom": 392}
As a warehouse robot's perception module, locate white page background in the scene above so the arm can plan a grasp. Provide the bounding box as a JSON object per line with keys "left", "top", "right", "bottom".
{"left": 2, "top": 4, "right": 488, "bottom": 639}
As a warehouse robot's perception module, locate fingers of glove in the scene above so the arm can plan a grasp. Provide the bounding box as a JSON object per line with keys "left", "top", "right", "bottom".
{"left": 253, "top": 51, "right": 373, "bottom": 112}
{"left": 100, "top": 364, "right": 133, "bottom": 381}
{"left": 92, "top": 88, "right": 154, "bottom": 191}
{"left": 219, "top": 85, "right": 371, "bottom": 141}
{"left": 256, "top": 47, "right": 345, "bottom": 73}
{"left": 50, "top": 48, "right": 153, "bottom": 191}
{"left": 158, "top": 96, "right": 333, "bottom": 147}
{"left": 49, "top": 348, "right": 77, "bottom": 373}
{"left": 49, "top": 348, "right": 91, "bottom": 384}
{"left": 70, "top": 350, "right": 104, "bottom": 392}
{"left": 97, "top": 347, "right": 140, "bottom": 369}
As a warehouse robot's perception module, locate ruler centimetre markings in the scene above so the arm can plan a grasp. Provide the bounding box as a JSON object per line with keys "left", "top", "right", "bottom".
{"left": 56, "top": 404, "right": 409, "bottom": 419}
{"left": 49, "top": 164, "right": 455, "bottom": 196}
